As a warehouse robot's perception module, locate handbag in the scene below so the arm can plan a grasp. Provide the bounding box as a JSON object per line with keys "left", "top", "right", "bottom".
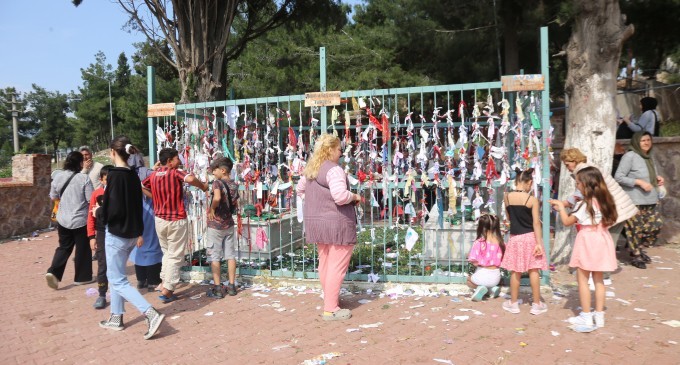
{"left": 51, "top": 172, "right": 77, "bottom": 222}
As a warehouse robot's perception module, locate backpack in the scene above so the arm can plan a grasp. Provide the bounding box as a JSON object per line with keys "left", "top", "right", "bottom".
{"left": 214, "top": 179, "right": 238, "bottom": 216}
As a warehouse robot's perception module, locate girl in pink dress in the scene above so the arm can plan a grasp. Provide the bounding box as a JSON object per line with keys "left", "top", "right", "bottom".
{"left": 500, "top": 168, "right": 548, "bottom": 315}
{"left": 551, "top": 166, "right": 618, "bottom": 329}
{"left": 467, "top": 214, "right": 505, "bottom": 301}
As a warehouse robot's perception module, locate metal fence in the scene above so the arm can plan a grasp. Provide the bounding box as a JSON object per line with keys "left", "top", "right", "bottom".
{"left": 150, "top": 80, "right": 552, "bottom": 285}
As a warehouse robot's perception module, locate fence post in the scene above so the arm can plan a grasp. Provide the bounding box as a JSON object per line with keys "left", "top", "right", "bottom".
{"left": 320, "top": 47, "right": 327, "bottom": 132}
{"left": 540, "top": 26, "right": 551, "bottom": 283}
{"left": 147, "top": 66, "right": 156, "bottom": 165}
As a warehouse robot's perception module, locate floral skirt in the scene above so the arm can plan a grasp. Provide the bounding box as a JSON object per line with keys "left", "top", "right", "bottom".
{"left": 625, "top": 205, "right": 663, "bottom": 256}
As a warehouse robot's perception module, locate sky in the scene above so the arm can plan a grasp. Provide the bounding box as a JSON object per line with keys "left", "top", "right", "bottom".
{"left": 0, "top": 0, "right": 145, "bottom": 95}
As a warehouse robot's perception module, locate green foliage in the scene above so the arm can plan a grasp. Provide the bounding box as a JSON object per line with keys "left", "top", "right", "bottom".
{"left": 74, "top": 51, "right": 115, "bottom": 151}
{"left": 660, "top": 119, "right": 680, "bottom": 137}
{"left": 24, "top": 85, "right": 73, "bottom": 160}
{"left": 620, "top": 0, "right": 680, "bottom": 77}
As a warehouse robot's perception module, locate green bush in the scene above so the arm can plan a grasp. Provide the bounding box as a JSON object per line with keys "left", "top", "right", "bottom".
{"left": 661, "top": 119, "right": 680, "bottom": 137}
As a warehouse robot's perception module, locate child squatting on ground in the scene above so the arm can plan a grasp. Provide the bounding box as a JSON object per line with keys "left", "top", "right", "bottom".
{"left": 551, "top": 166, "right": 618, "bottom": 329}
{"left": 500, "top": 168, "right": 549, "bottom": 315}
{"left": 206, "top": 157, "right": 239, "bottom": 299}
{"left": 467, "top": 214, "right": 505, "bottom": 301}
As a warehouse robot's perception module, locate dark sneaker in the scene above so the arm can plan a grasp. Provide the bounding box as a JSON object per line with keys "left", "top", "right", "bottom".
{"left": 137, "top": 280, "right": 147, "bottom": 290}
{"left": 45, "top": 273, "right": 59, "bottom": 290}
{"left": 74, "top": 278, "right": 96, "bottom": 285}
{"left": 207, "top": 287, "right": 224, "bottom": 299}
{"left": 93, "top": 296, "right": 107, "bottom": 309}
{"left": 227, "top": 284, "right": 237, "bottom": 296}
{"left": 99, "top": 314, "right": 124, "bottom": 331}
{"left": 143, "top": 308, "right": 165, "bottom": 340}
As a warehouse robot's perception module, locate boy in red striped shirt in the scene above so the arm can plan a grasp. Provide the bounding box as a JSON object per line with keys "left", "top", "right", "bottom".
{"left": 142, "top": 148, "right": 208, "bottom": 302}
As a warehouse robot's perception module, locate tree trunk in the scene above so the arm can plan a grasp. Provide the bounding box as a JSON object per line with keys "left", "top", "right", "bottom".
{"left": 552, "top": 0, "right": 633, "bottom": 264}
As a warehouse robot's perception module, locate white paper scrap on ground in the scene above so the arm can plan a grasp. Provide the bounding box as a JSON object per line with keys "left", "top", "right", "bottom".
{"left": 399, "top": 316, "right": 412, "bottom": 320}
{"left": 615, "top": 298, "right": 631, "bottom": 305}
{"left": 662, "top": 320, "right": 680, "bottom": 328}
{"left": 252, "top": 292, "right": 269, "bottom": 297}
{"left": 204, "top": 311, "right": 214, "bottom": 316}
{"left": 358, "top": 299, "right": 371, "bottom": 304}
{"left": 668, "top": 340, "right": 678, "bottom": 345}
{"left": 410, "top": 303, "right": 425, "bottom": 309}
{"left": 272, "top": 345, "right": 291, "bottom": 351}
{"left": 459, "top": 308, "right": 484, "bottom": 315}
{"left": 656, "top": 267, "right": 673, "bottom": 270}
{"left": 603, "top": 279, "right": 612, "bottom": 286}
{"left": 433, "top": 359, "right": 454, "bottom": 364}
{"left": 634, "top": 308, "right": 647, "bottom": 312}
{"left": 346, "top": 328, "right": 361, "bottom": 333}
{"left": 606, "top": 291, "right": 616, "bottom": 297}
{"left": 170, "top": 315, "right": 181, "bottom": 320}
{"left": 359, "top": 322, "right": 383, "bottom": 328}
{"left": 452, "top": 315, "right": 470, "bottom": 321}
{"left": 551, "top": 330, "right": 560, "bottom": 336}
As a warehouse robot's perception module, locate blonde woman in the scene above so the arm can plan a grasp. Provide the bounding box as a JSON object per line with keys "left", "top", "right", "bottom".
{"left": 296, "top": 134, "right": 361, "bottom": 321}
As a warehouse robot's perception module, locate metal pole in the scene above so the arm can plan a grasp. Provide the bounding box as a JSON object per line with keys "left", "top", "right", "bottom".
{"left": 147, "top": 66, "right": 156, "bottom": 165}
{"left": 11, "top": 94, "right": 19, "bottom": 153}
{"left": 108, "top": 81, "right": 114, "bottom": 140}
{"left": 540, "top": 26, "right": 551, "bottom": 283}
{"left": 319, "top": 47, "right": 327, "bottom": 132}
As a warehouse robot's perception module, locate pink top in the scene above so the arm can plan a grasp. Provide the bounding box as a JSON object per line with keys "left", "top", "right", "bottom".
{"left": 296, "top": 165, "right": 353, "bottom": 205}
{"left": 467, "top": 238, "right": 503, "bottom": 267}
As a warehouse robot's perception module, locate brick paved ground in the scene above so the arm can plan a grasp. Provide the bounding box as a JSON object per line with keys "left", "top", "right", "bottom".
{"left": 1, "top": 231, "right": 679, "bottom": 365}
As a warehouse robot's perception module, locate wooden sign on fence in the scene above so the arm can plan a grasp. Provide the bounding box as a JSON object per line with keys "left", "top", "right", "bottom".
{"left": 147, "top": 103, "right": 176, "bottom": 117}
{"left": 304, "top": 91, "right": 341, "bottom": 107}
{"left": 501, "top": 75, "right": 545, "bottom": 92}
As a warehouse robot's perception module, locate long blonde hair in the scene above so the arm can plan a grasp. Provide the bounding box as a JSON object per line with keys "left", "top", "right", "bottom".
{"left": 304, "top": 134, "right": 340, "bottom": 180}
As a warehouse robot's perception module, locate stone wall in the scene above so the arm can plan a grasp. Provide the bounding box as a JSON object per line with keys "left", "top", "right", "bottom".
{"left": 0, "top": 154, "right": 52, "bottom": 239}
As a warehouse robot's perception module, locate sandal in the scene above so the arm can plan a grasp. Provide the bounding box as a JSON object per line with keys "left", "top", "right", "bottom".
{"left": 630, "top": 257, "right": 646, "bottom": 269}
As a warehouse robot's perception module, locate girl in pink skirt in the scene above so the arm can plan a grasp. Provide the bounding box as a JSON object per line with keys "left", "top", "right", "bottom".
{"left": 551, "top": 166, "right": 618, "bottom": 329}
{"left": 501, "top": 168, "right": 548, "bottom": 315}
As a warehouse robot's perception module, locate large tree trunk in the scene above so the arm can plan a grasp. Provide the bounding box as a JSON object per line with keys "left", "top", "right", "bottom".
{"left": 552, "top": 0, "right": 634, "bottom": 264}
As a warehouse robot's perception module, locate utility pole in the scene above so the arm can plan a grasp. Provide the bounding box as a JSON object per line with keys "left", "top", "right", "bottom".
{"left": 10, "top": 93, "right": 21, "bottom": 153}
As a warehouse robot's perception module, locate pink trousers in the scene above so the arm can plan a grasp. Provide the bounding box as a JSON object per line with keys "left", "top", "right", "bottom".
{"left": 317, "top": 243, "right": 354, "bottom": 312}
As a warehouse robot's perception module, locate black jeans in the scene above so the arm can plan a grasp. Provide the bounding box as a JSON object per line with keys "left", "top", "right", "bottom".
{"left": 95, "top": 231, "right": 108, "bottom": 296}
{"left": 135, "top": 263, "right": 162, "bottom": 287}
{"left": 48, "top": 224, "right": 92, "bottom": 282}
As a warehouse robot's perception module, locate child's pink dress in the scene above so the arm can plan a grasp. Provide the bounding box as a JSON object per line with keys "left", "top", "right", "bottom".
{"left": 569, "top": 200, "right": 618, "bottom": 272}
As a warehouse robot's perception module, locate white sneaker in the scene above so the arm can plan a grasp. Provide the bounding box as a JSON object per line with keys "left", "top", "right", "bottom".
{"left": 502, "top": 300, "right": 520, "bottom": 314}
{"left": 593, "top": 311, "right": 605, "bottom": 328}
{"left": 45, "top": 273, "right": 59, "bottom": 290}
{"left": 568, "top": 312, "right": 595, "bottom": 327}
{"left": 529, "top": 302, "right": 548, "bottom": 315}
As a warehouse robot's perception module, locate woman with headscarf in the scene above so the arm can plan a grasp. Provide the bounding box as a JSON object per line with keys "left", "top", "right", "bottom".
{"left": 127, "top": 150, "right": 164, "bottom": 291}
{"left": 614, "top": 132, "right": 665, "bottom": 269}
{"left": 618, "top": 97, "right": 660, "bottom": 137}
